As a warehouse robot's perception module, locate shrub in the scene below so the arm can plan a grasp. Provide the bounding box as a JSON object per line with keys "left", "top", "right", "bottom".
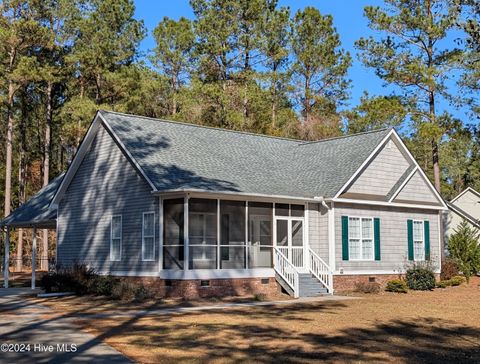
{"left": 90, "top": 275, "right": 117, "bottom": 296}
{"left": 406, "top": 264, "right": 436, "bottom": 290}
{"left": 436, "top": 280, "right": 451, "bottom": 288}
{"left": 111, "top": 280, "right": 151, "bottom": 302}
{"left": 40, "top": 264, "right": 95, "bottom": 294}
{"left": 39, "top": 264, "right": 151, "bottom": 302}
{"left": 447, "top": 221, "right": 480, "bottom": 282}
{"left": 441, "top": 258, "right": 459, "bottom": 280}
{"left": 354, "top": 282, "right": 380, "bottom": 294}
{"left": 253, "top": 293, "right": 267, "bottom": 301}
{"left": 385, "top": 279, "right": 408, "bottom": 293}
{"left": 449, "top": 275, "right": 466, "bottom": 286}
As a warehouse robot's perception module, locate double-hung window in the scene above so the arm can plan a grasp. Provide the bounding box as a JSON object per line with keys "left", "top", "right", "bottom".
{"left": 110, "top": 215, "right": 122, "bottom": 261}
{"left": 348, "top": 217, "right": 374, "bottom": 260}
{"left": 142, "top": 212, "right": 155, "bottom": 261}
{"left": 413, "top": 220, "right": 425, "bottom": 261}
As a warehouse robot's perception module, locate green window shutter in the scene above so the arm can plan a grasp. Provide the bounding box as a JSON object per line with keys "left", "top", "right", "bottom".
{"left": 407, "top": 219, "right": 414, "bottom": 261}
{"left": 424, "top": 220, "right": 430, "bottom": 260}
{"left": 374, "top": 218, "right": 381, "bottom": 261}
{"left": 341, "top": 216, "right": 349, "bottom": 261}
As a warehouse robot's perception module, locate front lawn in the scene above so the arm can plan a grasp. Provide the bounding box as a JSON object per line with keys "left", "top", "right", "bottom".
{"left": 35, "top": 277, "right": 480, "bottom": 363}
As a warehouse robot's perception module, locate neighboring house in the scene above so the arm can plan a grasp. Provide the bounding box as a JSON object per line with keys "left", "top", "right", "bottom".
{"left": 2, "top": 110, "right": 448, "bottom": 297}
{"left": 444, "top": 187, "right": 480, "bottom": 243}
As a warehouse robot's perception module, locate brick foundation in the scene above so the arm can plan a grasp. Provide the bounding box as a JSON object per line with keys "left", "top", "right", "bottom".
{"left": 121, "top": 277, "right": 280, "bottom": 299}
{"left": 333, "top": 273, "right": 441, "bottom": 292}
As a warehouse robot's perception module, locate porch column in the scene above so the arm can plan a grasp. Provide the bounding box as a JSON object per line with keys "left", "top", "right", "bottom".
{"left": 32, "top": 227, "right": 37, "bottom": 290}
{"left": 4, "top": 227, "right": 10, "bottom": 288}
{"left": 184, "top": 195, "right": 189, "bottom": 270}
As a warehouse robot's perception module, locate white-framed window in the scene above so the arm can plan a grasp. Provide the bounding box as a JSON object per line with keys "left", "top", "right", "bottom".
{"left": 348, "top": 217, "right": 374, "bottom": 260}
{"left": 142, "top": 212, "right": 155, "bottom": 261}
{"left": 110, "top": 215, "right": 122, "bottom": 261}
{"left": 412, "top": 220, "right": 425, "bottom": 261}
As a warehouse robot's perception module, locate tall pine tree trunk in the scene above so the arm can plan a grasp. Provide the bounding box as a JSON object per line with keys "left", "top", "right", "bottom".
{"left": 16, "top": 98, "right": 27, "bottom": 272}
{"left": 4, "top": 80, "right": 15, "bottom": 217}
{"left": 41, "top": 81, "right": 53, "bottom": 271}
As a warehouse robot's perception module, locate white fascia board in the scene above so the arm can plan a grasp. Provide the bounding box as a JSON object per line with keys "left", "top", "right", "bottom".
{"left": 332, "top": 197, "right": 447, "bottom": 211}
{"left": 388, "top": 166, "right": 418, "bottom": 202}
{"left": 98, "top": 112, "right": 157, "bottom": 192}
{"left": 389, "top": 130, "right": 448, "bottom": 209}
{"left": 333, "top": 129, "right": 395, "bottom": 199}
{"left": 49, "top": 113, "right": 103, "bottom": 207}
{"left": 153, "top": 189, "right": 320, "bottom": 203}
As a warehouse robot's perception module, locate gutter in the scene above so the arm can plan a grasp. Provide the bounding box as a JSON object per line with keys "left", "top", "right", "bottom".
{"left": 152, "top": 188, "right": 324, "bottom": 203}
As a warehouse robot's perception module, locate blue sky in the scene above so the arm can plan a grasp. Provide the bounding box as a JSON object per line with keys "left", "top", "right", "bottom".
{"left": 134, "top": 0, "right": 470, "bottom": 125}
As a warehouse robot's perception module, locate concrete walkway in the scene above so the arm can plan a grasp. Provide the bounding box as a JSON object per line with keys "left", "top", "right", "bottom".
{"left": 0, "top": 288, "right": 131, "bottom": 364}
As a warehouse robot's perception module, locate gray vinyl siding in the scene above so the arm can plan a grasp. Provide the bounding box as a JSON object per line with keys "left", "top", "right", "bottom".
{"left": 394, "top": 171, "right": 440, "bottom": 204}
{"left": 57, "top": 124, "right": 158, "bottom": 274}
{"left": 334, "top": 203, "right": 441, "bottom": 273}
{"left": 307, "top": 203, "right": 329, "bottom": 264}
{"left": 347, "top": 138, "right": 411, "bottom": 196}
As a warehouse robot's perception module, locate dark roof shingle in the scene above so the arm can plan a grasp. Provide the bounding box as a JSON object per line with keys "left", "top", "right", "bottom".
{"left": 101, "top": 110, "right": 390, "bottom": 199}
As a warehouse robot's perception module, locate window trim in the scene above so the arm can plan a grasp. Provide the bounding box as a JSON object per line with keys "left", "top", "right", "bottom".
{"left": 347, "top": 216, "right": 375, "bottom": 261}
{"left": 110, "top": 215, "right": 122, "bottom": 262}
{"left": 412, "top": 219, "right": 425, "bottom": 261}
{"left": 142, "top": 212, "right": 156, "bottom": 261}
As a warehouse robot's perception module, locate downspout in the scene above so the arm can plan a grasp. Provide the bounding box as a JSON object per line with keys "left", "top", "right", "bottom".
{"left": 314, "top": 196, "right": 335, "bottom": 294}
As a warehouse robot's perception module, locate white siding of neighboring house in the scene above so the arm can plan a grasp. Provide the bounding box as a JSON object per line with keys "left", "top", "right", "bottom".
{"left": 452, "top": 190, "right": 480, "bottom": 220}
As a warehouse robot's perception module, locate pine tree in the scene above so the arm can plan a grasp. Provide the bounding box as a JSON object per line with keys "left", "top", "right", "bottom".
{"left": 290, "top": 7, "right": 351, "bottom": 140}
{"left": 356, "top": 0, "right": 462, "bottom": 193}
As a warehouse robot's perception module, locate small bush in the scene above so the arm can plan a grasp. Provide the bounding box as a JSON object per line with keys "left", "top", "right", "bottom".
{"left": 90, "top": 275, "right": 117, "bottom": 296}
{"left": 441, "top": 258, "right": 459, "bottom": 280}
{"left": 385, "top": 279, "right": 408, "bottom": 293}
{"left": 354, "top": 282, "right": 380, "bottom": 294}
{"left": 253, "top": 293, "right": 267, "bottom": 301}
{"left": 449, "top": 275, "right": 466, "bottom": 286}
{"left": 406, "top": 264, "right": 436, "bottom": 291}
{"left": 39, "top": 264, "right": 151, "bottom": 302}
{"left": 436, "top": 280, "right": 451, "bottom": 289}
{"left": 111, "top": 280, "right": 151, "bottom": 302}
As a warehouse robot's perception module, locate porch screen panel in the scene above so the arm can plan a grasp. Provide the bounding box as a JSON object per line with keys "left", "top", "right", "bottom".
{"left": 220, "top": 200, "right": 246, "bottom": 269}
{"left": 163, "top": 198, "right": 184, "bottom": 269}
{"left": 189, "top": 198, "right": 217, "bottom": 269}
{"left": 248, "top": 202, "right": 273, "bottom": 268}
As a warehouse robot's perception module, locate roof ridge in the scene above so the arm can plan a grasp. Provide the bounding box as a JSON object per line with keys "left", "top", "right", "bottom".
{"left": 99, "top": 110, "right": 303, "bottom": 143}
{"left": 298, "top": 127, "right": 392, "bottom": 146}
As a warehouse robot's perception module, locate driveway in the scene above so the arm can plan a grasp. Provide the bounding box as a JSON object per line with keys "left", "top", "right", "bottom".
{"left": 0, "top": 288, "right": 131, "bottom": 363}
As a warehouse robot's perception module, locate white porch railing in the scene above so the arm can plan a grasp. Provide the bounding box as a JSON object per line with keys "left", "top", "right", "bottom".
{"left": 308, "top": 248, "right": 333, "bottom": 293}
{"left": 273, "top": 247, "right": 299, "bottom": 298}
{"left": 277, "top": 246, "right": 304, "bottom": 268}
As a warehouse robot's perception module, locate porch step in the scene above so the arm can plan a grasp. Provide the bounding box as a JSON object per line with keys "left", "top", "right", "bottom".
{"left": 275, "top": 272, "right": 328, "bottom": 298}
{"left": 298, "top": 273, "right": 328, "bottom": 297}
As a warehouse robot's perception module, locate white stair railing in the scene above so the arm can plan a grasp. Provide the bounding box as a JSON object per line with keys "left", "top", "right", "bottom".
{"left": 273, "top": 247, "right": 299, "bottom": 298}
{"left": 308, "top": 248, "right": 333, "bottom": 294}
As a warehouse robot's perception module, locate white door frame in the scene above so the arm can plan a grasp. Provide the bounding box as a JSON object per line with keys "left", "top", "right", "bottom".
{"left": 274, "top": 216, "right": 305, "bottom": 268}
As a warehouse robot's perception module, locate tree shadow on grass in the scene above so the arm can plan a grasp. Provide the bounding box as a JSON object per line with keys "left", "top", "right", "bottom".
{"left": 65, "top": 301, "right": 480, "bottom": 363}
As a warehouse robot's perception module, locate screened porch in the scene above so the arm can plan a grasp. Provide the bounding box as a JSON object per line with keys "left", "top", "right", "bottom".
{"left": 159, "top": 196, "right": 307, "bottom": 275}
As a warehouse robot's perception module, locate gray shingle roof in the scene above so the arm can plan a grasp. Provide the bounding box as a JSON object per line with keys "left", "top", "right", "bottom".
{"left": 1, "top": 173, "right": 64, "bottom": 228}
{"left": 101, "top": 110, "right": 391, "bottom": 199}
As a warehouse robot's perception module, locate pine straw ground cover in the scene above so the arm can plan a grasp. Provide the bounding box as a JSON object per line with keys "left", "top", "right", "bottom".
{"left": 33, "top": 277, "right": 480, "bottom": 363}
